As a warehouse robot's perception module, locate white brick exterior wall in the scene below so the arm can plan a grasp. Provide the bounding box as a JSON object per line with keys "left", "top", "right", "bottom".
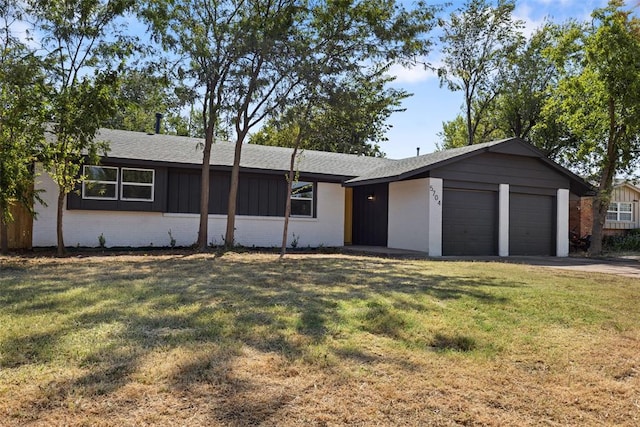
{"left": 32, "top": 168, "right": 345, "bottom": 248}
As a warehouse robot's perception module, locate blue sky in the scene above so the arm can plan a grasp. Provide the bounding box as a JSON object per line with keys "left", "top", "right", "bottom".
{"left": 381, "top": 0, "right": 611, "bottom": 159}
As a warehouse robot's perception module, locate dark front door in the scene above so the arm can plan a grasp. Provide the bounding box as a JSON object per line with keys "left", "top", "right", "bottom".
{"left": 443, "top": 189, "right": 498, "bottom": 256}
{"left": 510, "top": 193, "right": 555, "bottom": 256}
{"left": 352, "top": 183, "right": 388, "bottom": 246}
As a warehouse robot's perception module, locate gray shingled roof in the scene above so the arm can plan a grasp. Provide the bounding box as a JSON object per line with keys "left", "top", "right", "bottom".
{"left": 345, "top": 139, "right": 511, "bottom": 185}
{"left": 60, "top": 129, "right": 591, "bottom": 194}
{"left": 95, "top": 128, "right": 392, "bottom": 178}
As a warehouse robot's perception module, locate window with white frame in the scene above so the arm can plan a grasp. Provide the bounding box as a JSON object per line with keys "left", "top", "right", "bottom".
{"left": 607, "top": 202, "right": 633, "bottom": 221}
{"left": 291, "top": 181, "right": 313, "bottom": 217}
{"left": 121, "top": 168, "right": 155, "bottom": 201}
{"left": 83, "top": 166, "right": 118, "bottom": 200}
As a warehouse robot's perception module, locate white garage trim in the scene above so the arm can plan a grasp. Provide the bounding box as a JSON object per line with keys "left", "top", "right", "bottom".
{"left": 556, "top": 188, "right": 569, "bottom": 257}
{"left": 499, "top": 184, "right": 509, "bottom": 257}
{"left": 427, "top": 178, "right": 443, "bottom": 256}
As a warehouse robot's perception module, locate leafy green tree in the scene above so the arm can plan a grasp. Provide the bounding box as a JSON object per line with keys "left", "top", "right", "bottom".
{"left": 438, "top": 0, "right": 523, "bottom": 146}
{"left": 549, "top": 0, "right": 640, "bottom": 255}
{"left": 251, "top": 66, "right": 410, "bottom": 257}
{"left": 142, "top": 0, "right": 437, "bottom": 250}
{"left": 439, "top": 23, "right": 578, "bottom": 162}
{"left": 141, "top": 0, "right": 286, "bottom": 250}
{"left": 0, "top": 1, "right": 47, "bottom": 254}
{"left": 29, "top": 0, "right": 134, "bottom": 255}
{"left": 28, "top": 0, "right": 135, "bottom": 255}
{"left": 438, "top": 106, "right": 506, "bottom": 149}
{"left": 106, "top": 69, "right": 177, "bottom": 133}
{"left": 251, "top": 69, "right": 408, "bottom": 157}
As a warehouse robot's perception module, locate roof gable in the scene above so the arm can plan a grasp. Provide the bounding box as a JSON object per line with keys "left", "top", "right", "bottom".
{"left": 345, "top": 138, "right": 593, "bottom": 196}
{"left": 614, "top": 181, "right": 640, "bottom": 195}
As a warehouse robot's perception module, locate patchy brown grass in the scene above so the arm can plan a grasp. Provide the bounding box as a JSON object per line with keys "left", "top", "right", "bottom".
{"left": 0, "top": 252, "right": 639, "bottom": 426}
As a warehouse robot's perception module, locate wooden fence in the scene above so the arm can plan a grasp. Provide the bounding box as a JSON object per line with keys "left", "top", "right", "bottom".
{"left": 6, "top": 202, "right": 33, "bottom": 250}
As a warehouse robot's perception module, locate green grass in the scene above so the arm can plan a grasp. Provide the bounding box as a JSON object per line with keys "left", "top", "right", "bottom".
{"left": 1, "top": 253, "right": 639, "bottom": 425}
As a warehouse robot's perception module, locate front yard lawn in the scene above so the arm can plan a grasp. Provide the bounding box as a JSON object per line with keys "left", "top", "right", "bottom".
{"left": 0, "top": 252, "right": 638, "bottom": 426}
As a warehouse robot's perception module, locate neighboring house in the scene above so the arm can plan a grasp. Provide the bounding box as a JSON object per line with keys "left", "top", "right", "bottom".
{"left": 571, "top": 180, "right": 640, "bottom": 237}
{"left": 30, "top": 129, "right": 592, "bottom": 256}
{"left": 606, "top": 181, "right": 640, "bottom": 233}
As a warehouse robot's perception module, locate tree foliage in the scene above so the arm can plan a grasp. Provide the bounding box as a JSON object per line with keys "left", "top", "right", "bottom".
{"left": 0, "top": 1, "right": 47, "bottom": 253}
{"left": 250, "top": 68, "right": 408, "bottom": 157}
{"left": 29, "top": 0, "right": 135, "bottom": 255}
{"left": 438, "top": 0, "right": 522, "bottom": 146}
{"left": 141, "top": 0, "right": 438, "bottom": 250}
{"left": 439, "top": 23, "right": 575, "bottom": 159}
{"left": 104, "top": 68, "right": 201, "bottom": 136}
{"left": 549, "top": 0, "right": 640, "bottom": 255}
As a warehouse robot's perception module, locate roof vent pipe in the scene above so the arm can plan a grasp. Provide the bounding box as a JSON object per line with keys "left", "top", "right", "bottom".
{"left": 416, "top": 147, "right": 420, "bottom": 157}
{"left": 155, "top": 113, "right": 163, "bottom": 134}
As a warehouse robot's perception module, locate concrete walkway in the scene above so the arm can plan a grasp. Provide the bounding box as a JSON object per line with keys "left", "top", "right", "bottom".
{"left": 341, "top": 246, "right": 640, "bottom": 278}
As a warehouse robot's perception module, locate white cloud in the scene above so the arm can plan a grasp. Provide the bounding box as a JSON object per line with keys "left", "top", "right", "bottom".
{"left": 387, "top": 59, "right": 443, "bottom": 85}
{"left": 514, "top": 3, "right": 547, "bottom": 38}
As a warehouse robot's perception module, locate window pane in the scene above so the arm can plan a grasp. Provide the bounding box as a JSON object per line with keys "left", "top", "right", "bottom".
{"left": 291, "top": 199, "right": 312, "bottom": 216}
{"left": 606, "top": 212, "right": 618, "bottom": 221}
{"left": 86, "top": 166, "right": 117, "bottom": 182}
{"left": 620, "top": 203, "right": 633, "bottom": 213}
{"left": 84, "top": 182, "right": 116, "bottom": 199}
{"left": 122, "top": 185, "right": 153, "bottom": 200}
{"left": 122, "top": 169, "right": 153, "bottom": 184}
{"left": 292, "top": 181, "right": 313, "bottom": 199}
{"left": 621, "top": 213, "right": 632, "bottom": 221}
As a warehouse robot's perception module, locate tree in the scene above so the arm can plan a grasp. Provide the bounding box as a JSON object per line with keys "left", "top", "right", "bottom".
{"left": 438, "top": 23, "right": 579, "bottom": 161}
{"left": 251, "top": 66, "right": 410, "bottom": 257}
{"left": 141, "top": 0, "right": 289, "bottom": 250}
{"left": 550, "top": 1, "right": 640, "bottom": 255}
{"left": 438, "top": 0, "right": 523, "bottom": 146}
{"left": 29, "top": 0, "right": 135, "bottom": 255}
{"left": 438, "top": 106, "right": 506, "bottom": 149}
{"left": 0, "top": 1, "right": 47, "bottom": 254}
{"left": 106, "top": 69, "right": 181, "bottom": 134}
{"left": 250, "top": 68, "right": 409, "bottom": 157}
{"left": 142, "top": 0, "right": 438, "bottom": 250}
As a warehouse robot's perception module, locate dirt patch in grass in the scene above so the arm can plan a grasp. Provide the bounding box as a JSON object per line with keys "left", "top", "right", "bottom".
{"left": 1, "top": 252, "right": 639, "bottom": 425}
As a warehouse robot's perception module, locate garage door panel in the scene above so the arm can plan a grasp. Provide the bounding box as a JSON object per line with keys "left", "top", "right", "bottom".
{"left": 443, "top": 189, "right": 498, "bottom": 256}
{"left": 510, "top": 193, "right": 555, "bottom": 256}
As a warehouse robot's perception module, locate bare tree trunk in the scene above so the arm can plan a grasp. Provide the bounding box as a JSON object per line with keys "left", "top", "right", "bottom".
{"left": 56, "top": 190, "right": 66, "bottom": 256}
{"left": 225, "top": 131, "right": 248, "bottom": 249}
{"left": 589, "top": 98, "right": 618, "bottom": 256}
{"left": 466, "top": 89, "right": 474, "bottom": 146}
{"left": 197, "top": 127, "right": 215, "bottom": 251}
{"left": 280, "top": 136, "right": 302, "bottom": 259}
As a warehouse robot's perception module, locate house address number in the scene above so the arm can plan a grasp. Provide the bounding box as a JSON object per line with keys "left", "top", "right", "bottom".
{"left": 429, "top": 185, "right": 441, "bottom": 206}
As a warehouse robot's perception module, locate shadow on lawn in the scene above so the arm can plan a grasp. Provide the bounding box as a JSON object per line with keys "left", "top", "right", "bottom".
{"left": 0, "top": 254, "right": 516, "bottom": 423}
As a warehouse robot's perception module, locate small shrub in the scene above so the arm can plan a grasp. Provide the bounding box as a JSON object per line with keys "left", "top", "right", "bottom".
{"left": 98, "top": 233, "right": 106, "bottom": 249}
{"left": 290, "top": 233, "right": 300, "bottom": 249}
{"left": 168, "top": 229, "right": 176, "bottom": 248}
{"left": 603, "top": 229, "right": 640, "bottom": 252}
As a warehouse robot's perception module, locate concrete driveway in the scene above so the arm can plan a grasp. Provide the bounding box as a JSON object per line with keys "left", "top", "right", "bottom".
{"left": 500, "top": 255, "right": 640, "bottom": 278}
{"left": 342, "top": 246, "right": 640, "bottom": 278}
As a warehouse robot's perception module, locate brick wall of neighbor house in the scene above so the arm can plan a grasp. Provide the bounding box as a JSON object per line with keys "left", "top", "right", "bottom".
{"left": 570, "top": 196, "right": 593, "bottom": 237}
{"left": 32, "top": 169, "right": 345, "bottom": 248}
